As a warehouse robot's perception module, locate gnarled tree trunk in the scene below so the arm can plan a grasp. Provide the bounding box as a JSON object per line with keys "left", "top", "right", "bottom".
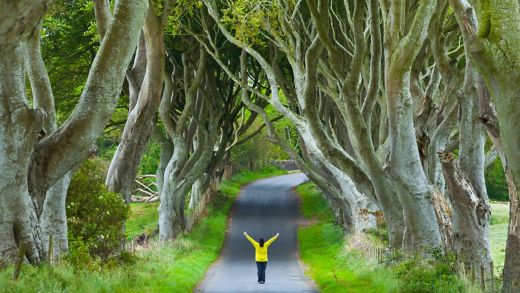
{"left": 106, "top": 7, "right": 167, "bottom": 202}
{"left": 0, "top": 0, "right": 147, "bottom": 263}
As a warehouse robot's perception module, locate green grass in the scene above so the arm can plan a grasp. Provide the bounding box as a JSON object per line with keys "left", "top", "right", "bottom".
{"left": 296, "top": 182, "right": 398, "bottom": 293}
{"left": 0, "top": 166, "right": 287, "bottom": 293}
{"left": 126, "top": 202, "right": 159, "bottom": 240}
{"left": 490, "top": 202, "right": 509, "bottom": 268}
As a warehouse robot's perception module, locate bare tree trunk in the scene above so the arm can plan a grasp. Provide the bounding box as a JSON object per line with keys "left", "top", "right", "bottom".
{"left": 383, "top": 0, "right": 443, "bottom": 249}
{"left": 156, "top": 134, "right": 174, "bottom": 196}
{"left": 454, "top": 61, "right": 491, "bottom": 263}
{"left": 189, "top": 173, "right": 210, "bottom": 210}
{"left": 385, "top": 72, "right": 443, "bottom": 249}
{"left": 0, "top": 0, "right": 147, "bottom": 264}
{"left": 449, "top": 0, "right": 520, "bottom": 289}
{"left": 106, "top": 10, "right": 166, "bottom": 202}
{"left": 0, "top": 42, "right": 46, "bottom": 263}
{"left": 440, "top": 152, "right": 490, "bottom": 263}
{"left": 40, "top": 174, "right": 72, "bottom": 258}
{"left": 158, "top": 147, "right": 190, "bottom": 238}
{"left": 158, "top": 132, "right": 216, "bottom": 240}
{"left": 503, "top": 174, "right": 520, "bottom": 293}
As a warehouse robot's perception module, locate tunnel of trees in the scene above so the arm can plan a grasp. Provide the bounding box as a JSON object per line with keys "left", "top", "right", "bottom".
{"left": 1, "top": 0, "right": 520, "bottom": 291}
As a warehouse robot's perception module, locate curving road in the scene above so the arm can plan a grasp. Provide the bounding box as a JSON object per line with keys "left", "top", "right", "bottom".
{"left": 196, "top": 173, "right": 318, "bottom": 293}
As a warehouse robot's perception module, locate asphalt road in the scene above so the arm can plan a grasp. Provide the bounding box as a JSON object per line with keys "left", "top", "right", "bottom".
{"left": 196, "top": 173, "right": 318, "bottom": 293}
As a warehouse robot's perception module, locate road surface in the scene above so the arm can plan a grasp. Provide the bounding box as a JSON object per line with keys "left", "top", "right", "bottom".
{"left": 196, "top": 173, "right": 318, "bottom": 293}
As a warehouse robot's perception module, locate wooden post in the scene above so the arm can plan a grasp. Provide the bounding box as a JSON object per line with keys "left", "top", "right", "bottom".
{"left": 460, "top": 262, "right": 466, "bottom": 279}
{"left": 12, "top": 243, "right": 25, "bottom": 281}
{"left": 57, "top": 239, "right": 61, "bottom": 260}
{"left": 490, "top": 261, "right": 494, "bottom": 292}
{"left": 480, "top": 263, "right": 485, "bottom": 291}
{"left": 47, "top": 235, "right": 53, "bottom": 264}
{"left": 471, "top": 263, "right": 476, "bottom": 285}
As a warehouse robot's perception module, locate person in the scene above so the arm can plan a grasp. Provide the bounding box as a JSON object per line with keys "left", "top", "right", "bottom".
{"left": 243, "top": 231, "right": 279, "bottom": 284}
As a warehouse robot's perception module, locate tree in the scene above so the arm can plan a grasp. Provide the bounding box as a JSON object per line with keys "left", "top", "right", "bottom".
{"left": 449, "top": 0, "right": 520, "bottom": 290}
{"left": 0, "top": 0, "right": 147, "bottom": 263}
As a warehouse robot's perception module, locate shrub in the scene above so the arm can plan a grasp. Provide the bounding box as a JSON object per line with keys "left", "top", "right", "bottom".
{"left": 138, "top": 140, "right": 161, "bottom": 175}
{"left": 66, "top": 159, "right": 129, "bottom": 260}
{"left": 365, "top": 227, "right": 389, "bottom": 245}
{"left": 395, "top": 249, "right": 465, "bottom": 293}
{"left": 485, "top": 159, "right": 509, "bottom": 201}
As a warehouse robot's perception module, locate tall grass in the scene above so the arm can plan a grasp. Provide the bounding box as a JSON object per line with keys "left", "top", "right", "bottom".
{"left": 0, "top": 166, "right": 287, "bottom": 293}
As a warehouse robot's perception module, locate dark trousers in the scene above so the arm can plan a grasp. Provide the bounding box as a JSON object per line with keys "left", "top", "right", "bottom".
{"left": 256, "top": 261, "right": 267, "bottom": 282}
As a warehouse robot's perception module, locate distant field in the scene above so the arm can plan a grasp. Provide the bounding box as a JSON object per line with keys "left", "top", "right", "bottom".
{"left": 490, "top": 202, "right": 509, "bottom": 268}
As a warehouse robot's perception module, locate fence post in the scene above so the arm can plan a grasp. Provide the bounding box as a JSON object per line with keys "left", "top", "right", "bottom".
{"left": 480, "top": 263, "right": 485, "bottom": 291}
{"left": 471, "top": 262, "right": 476, "bottom": 285}
{"left": 57, "top": 239, "right": 61, "bottom": 260}
{"left": 47, "top": 235, "right": 53, "bottom": 264}
{"left": 490, "top": 261, "right": 494, "bottom": 293}
{"left": 12, "top": 242, "right": 25, "bottom": 281}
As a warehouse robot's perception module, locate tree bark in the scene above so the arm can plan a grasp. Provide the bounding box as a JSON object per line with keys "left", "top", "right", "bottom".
{"left": 456, "top": 58, "right": 491, "bottom": 264}
{"left": 106, "top": 9, "right": 166, "bottom": 202}
{"left": 439, "top": 152, "right": 491, "bottom": 263}
{"left": 384, "top": 0, "right": 443, "bottom": 249}
{"left": 188, "top": 174, "right": 210, "bottom": 210}
{"left": 40, "top": 174, "right": 72, "bottom": 258}
{"left": 0, "top": 42, "right": 46, "bottom": 263}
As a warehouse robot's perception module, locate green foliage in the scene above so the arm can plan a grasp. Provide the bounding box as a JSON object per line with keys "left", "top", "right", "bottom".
{"left": 166, "top": 0, "right": 203, "bottom": 35}
{"left": 138, "top": 140, "right": 162, "bottom": 175}
{"left": 67, "top": 159, "right": 129, "bottom": 260}
{"left": 394, "top": 250, "right": 464, "bottom": 293}
{"left": 221, "top": 0, "right": 283, "bottom": 45}
{"left": 66, "top": 239, "right": 92, "bottom": 270}
{"left": 231, "top": 130, "right": 280, "bottom": 170}
{"left": 485, "top": 159, "right": 509, "bottom": 201}
{"left": 96, "top": 136, "right": 119, "bottom": 160}
{"left": 364, "top": 228, "right": 390, "bottom": 245}
{"left": 40, "top": 0, "right": 98, "bottom": 123}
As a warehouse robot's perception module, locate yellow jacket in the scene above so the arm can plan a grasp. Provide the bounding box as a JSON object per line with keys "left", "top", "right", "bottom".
{"left": 245, "top": 233, "right": 278, "bottom": 262}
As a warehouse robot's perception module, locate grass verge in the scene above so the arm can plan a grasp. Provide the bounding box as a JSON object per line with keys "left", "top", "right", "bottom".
{"left": 296, "top": 182, "right": 486, "bottom": 293}
{"left": 296, "top": 182, "right": 398, "bottom": 293}
{"left": 0, "top": 166, "right": 287, "bottom": 293}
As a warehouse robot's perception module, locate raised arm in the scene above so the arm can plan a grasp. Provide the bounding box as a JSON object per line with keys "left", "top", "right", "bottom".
{"left": 265, "top": 233, "right": 279, "bottom": 246}
{"left": 243, "top": 232, "right": 258, "bottom": 246}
